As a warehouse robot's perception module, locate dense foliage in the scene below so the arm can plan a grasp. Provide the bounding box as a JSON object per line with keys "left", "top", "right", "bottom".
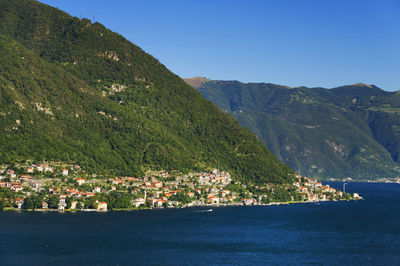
{"left": 0, "top": 0, "right": 294, "bottom": 184}
{"left": 168, "top": 192, "right": 192, "bottom": 204}
{"left": 195, "top": 80, "right": 400, "bottom": 180}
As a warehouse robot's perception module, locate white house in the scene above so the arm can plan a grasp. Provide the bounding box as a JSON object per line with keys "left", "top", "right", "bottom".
{"left": 59, "top": 195, "right": 66, "bottom": 205}
{"left": 309, "top": 194, "right": 318, "bottom": 202}
{"left": 132, "top": 198, "right": 145, "bottom": 207}
{"left": 242, "top": 198, "right": 254, "bottom": 205}
{"left": 97, "top": 202, "right": 107, "bottom": 211}
{"left": 44, "top": 166, "right": 54, "bottom": 173}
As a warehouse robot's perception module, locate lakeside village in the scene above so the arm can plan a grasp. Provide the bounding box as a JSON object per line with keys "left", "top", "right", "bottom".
{"left": 0, "top": 162, "right": 362, "bottom": 212}
{"left": 328, "top": 176, "right": 400, "bottom": 183}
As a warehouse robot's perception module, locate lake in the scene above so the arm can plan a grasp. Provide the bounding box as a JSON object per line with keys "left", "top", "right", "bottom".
{"left": 1, "top": 182, "right": 399, "bottom": 265}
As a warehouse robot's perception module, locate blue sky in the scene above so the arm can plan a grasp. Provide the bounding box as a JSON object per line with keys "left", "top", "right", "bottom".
{"left": 39, "top": 0, "right": 400, "bottom": 91}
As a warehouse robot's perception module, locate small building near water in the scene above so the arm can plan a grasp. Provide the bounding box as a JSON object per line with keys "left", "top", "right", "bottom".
{"left": 97, "top": 202, "right": 107, "bottom": 211}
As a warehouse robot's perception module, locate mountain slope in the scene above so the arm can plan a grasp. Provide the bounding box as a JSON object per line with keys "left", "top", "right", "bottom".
{"left": 190, "top": 79, "right": 400, "bottom": 180}
{"left": 184, "top": 77, "right": 211, "bottom": 89}
{"left": 0, "top": 0, "right": 293, "bottom": 184}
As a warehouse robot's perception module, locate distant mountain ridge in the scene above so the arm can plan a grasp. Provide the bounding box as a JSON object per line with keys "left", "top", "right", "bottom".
{"left": 0, "top": 0, "right": 294, "bottom": 184}
{"left": 183, "top": 77, "right": 210, "bottom": 89}
{"left": 188, "top": 78, "right": 400, "bottom": 180}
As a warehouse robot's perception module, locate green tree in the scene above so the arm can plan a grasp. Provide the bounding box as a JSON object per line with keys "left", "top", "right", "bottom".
{"left": 145, "top": 200, "right": 151, "bottom": 208}
{"left": 261, "top": 196, "right": 270, "bottom": 204}
{"left": 274, "top": 187, "right": 291, "bottom": 202}
{"left": 48, "top": 196, "right": 59, "bottom": 209}
{"left": 106, "top": 192, "right": 131, "bottom": 209}
{"left": 23, "top": 197, "right": 34, "bottom": 210}
{"left": 169, "top": 192, "right": 192, "bottom": 204}
{"left": 84, "top": 197, "right": 97, "bottom": 209}
{"left": 66, "top": 197, "right": 72, "bottom": 209}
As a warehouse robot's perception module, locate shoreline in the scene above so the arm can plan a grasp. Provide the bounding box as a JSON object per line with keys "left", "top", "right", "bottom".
{"left": 1, "top": 198, "right": 361, "bottom": 213}
{"left": 1, "top": 170, "right": 365, "bottom": 214}
{"left": 324, "top": 180, "right": 400, "bottom": 184}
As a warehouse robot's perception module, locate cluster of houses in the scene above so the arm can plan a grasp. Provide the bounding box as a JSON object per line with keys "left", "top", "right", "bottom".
{"left": 0, "top": 162, "right": 361, "bottom": 212}
{"left": 108, "top": 170, "right": 241, "bottom": 208}
{"left": 294, "top": 174, "right": 361, "bottom": 201}
{"left": 1, "top": 166, "right": 256, "bottom": 210}
{"left": 26, "top": 164, "right": 71, "bottom": 176}
{"left": 2, "top": 181, "right": 108, "bottom": 212}
{"left": 191, "top": 170, "right": 232, "bottom": 187}
{"left": 0, "top": 169, "right": 17, "bottom": 178}
{"left": 0, "top": 180, "right": 23, "bottom": 192}
{"left": 26, "top": 164, "right": 54, "bottom": 173}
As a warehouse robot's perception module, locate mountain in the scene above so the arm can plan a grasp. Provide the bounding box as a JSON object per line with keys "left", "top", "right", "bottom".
{"left": 0, "top": 0, "right": 294, "bottom": 184}
{"left": 184, "top": 77, "right": 211, "bottom": 89}
{"left": 187, "top": 79, "right": 400, "bottom": 180}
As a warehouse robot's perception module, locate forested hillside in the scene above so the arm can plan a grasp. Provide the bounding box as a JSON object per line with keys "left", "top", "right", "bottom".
{"left": 0, "top": 0, "right": 294, "bottom": 184}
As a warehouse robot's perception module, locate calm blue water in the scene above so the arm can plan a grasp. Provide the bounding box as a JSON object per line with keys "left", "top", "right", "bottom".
{"left": 0, "top": 182, "right": 399, "bottom": 265}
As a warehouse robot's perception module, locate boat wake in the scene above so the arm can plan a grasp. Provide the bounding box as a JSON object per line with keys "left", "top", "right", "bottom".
{"left": 194, "top": 209, "right": 213, "bottom": 213}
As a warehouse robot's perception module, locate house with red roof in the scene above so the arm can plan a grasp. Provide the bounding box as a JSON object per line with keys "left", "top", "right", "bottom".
{"left": 14, "top": 198, "right": 24, "bottom": 208}
{"left": 221, "top": 190, "right": 230, "bottom": 197}
{"left": 11, "top": 183, "right": 23, "bottom": 192}
{"left": 76, "top": 178, "right": 85, "bottom": 186}
{"left": 20, "top": 175, "right": 32, "bottom": 183}
{"left": 112, "top": 179, "right": 124, "bottom": 185}
{"left": 207, "top": 195, "right": 220, "bottom": 204}
{"left": 152, "top": 181, "right": 162, "bottom": 188}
